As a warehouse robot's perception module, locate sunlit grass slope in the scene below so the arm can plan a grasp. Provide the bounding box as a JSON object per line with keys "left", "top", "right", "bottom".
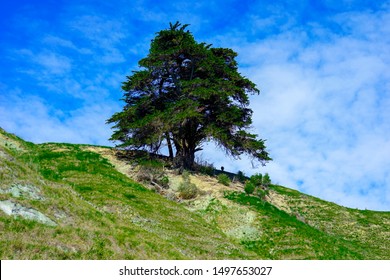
{"left": 1, "top": 127, "right": 389, "bottom": 259}
{"left": 0, "top": 128, "right": 254, "bottom": 259}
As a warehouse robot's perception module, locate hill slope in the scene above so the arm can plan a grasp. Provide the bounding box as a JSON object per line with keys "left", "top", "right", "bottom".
{"left": 1, "top": 127, "right": 389, "bottom": 259}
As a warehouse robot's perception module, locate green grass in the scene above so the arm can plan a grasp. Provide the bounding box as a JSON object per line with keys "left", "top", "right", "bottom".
{"left": 217, "top": 173, "right": 231, "bottom": 186}
{"left": 264, "top": 185, "right": 390, "bottom": 259}
{"left": 1, "top": 127, "right": 389, "bottom": 259}
{"left": 0, "top": 131, "right": 253, "bottom": 259}
{"left": 224, "top": 191, "right": 367, "bottom": 259}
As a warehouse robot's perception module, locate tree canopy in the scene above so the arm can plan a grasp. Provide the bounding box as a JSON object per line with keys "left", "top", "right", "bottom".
{"left": 107, "top": 22, "right": 271, "bottom": 170}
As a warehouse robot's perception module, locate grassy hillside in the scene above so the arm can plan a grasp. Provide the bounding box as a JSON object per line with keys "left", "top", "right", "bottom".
{"left": 1, "top": 127, "right": 389, "bottom": 259}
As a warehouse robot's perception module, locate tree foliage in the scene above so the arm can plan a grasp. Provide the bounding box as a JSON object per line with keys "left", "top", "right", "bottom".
{"left": 107, "top": 22, "right": 271, "bottom": 169}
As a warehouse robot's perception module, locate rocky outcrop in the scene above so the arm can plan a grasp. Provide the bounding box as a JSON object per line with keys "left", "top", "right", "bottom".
{"left": 0, "top": 199, "right": 56, "bottom": 226}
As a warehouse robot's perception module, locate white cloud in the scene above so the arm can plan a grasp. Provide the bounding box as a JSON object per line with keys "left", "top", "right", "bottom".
{"left": 202, "top": 6, "right": 390, "bottom": 210}
{"left": 42, "top": 35, "right": 92, "bottom": 55}
{"left": 68, "top": 15, "right": 127, "bottom": 64}
{"left": 14, "top": 49, "right": 72, "bottom": 75}
{"left": 0, "top": 86, "right": 119, "bottom": 146}
{"left": 35, "top": 52, "right": 72, "bottom": 74}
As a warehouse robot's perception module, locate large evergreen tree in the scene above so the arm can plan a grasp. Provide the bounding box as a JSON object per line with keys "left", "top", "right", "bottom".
{"left": 107, "top": 22, "right": 271, "bottom": 169}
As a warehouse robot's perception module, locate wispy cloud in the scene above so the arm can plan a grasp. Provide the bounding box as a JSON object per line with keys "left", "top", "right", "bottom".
{"left": 68, "top": 14, "right": 127, "bottom": 63}
{"left": 203, "top": 5, "right": 390, "bottom": 210}
{"left": 42, "top": 35, "right": 92, "bottom": 54}
{"left": 0, "top": 84, "right": 119, "bottom": 145}
{"left": 35, "top": 51, "right": 73, "bottom": 75}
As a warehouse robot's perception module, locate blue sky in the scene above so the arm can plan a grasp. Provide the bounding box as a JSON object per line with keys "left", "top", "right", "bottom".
{"left": 1, "top": 0, "right": 389, "bottom": 211}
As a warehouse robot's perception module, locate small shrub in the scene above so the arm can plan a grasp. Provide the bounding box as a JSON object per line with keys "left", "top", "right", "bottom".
{"left": 217, "top": 173, "right": 231, "bottom": 186}
{"left": 160, "top": 176, "right": 170, "bottom": 188}
{"left": 262, "top": 173, "right": 271, "bottom": 187}
{"left": 195, "top": 158, "right": 215, "bottom": 176}
{"left": 256, "top": 187, "right": 269, "bottom": 199}
{"left": 247, "top": 173, "right": 272, "bottom": 199}
{"left": 236, "top": 170, "right": 246, "bottom": 183}
{"left": 244, "top": 181, "right": 255, "bottom": 195}
{"left": 178, "top": 176, "right": 198, "bottom": 199}
{"left": 178, "top": 172, "right": 198, "bottom": 199}
{"left": 250, "top": 173, "right": 263, "bottom": 186}
{"left": 136, "top": 165, "right": 153, "bottom": 182}
{"left": 199, "top": 165, "right": 214, "bottom": 176}
{"left": 136, "top": 165, "right": 169, "bottom": 188}
{"left": 178, "top": 182, "right": 198, "bottom": 199}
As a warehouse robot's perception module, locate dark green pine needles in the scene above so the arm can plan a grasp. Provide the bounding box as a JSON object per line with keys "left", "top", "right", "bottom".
{"left": 107, "top": 22, "right": 271, "bottom": 170}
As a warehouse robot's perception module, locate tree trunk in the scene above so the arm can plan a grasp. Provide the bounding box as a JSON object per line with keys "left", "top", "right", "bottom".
{"left": 174, "top": 141, "right": 195, "bottom": 170}
{"left": 172, "top": 120, "right": 197, "bottom": 170}
{"left": 182, "top": 146, "right": 195, "bottom": 170}
{"left": 165, "top": 132, "right": 174, "bottom": 160}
